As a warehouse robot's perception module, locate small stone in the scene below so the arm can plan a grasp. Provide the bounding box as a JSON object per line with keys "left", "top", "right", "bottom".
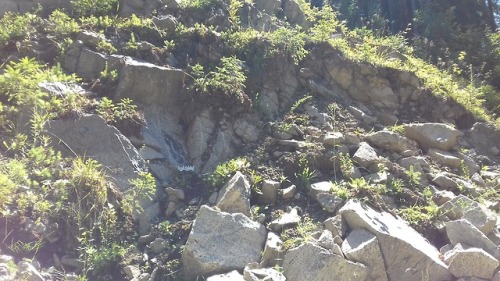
{"left": 317, "top": 230, "right": 336, "bottom": 250}
{"left": 260, "top": 232, "right": 283, "bottom": 267}
{"left": 324, "top": 215, "right": 347, "bottom": 238}
{"left": 149, "top": 238, "right": 167, "bottom": 254}
{"left": 165, "top": 187, "right": 185, "bottom": 202}
{"left": 269, "top": 208, "right": 301, "bottom": 232}
{"left": 309, "top": 181, "right": 333, "bottom": 198}
{"left": 352, "top": 142, "right": 379, "bottom": 168}
{"left": 138, "top": 233, "right": 156, "bottom": 245}
{"left": 427, "top": 149, "right": 462, "bottom": 169}
{"left": 323, "top": 132, "right": 345, "bottom": 147}
{"left": 281, "top": 185, "right": 296, "bottom": 200}
{"left": 257, "top": 180, "right": 280, "bottom": 205}
{"left": 123, "top": 265, "right": 141, "bottom": 279}
{"left": 208, "top": 192, "right": 218, "bottom": 204}
{"left": 316, "top": 193, "right": 344, "bottom": 213}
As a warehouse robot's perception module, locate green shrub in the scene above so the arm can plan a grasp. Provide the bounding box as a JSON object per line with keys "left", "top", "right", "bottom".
{"left": 0, "top": 12, "right": 39, "bottom": 47}
{"left": 71, "top": 0, "right": 118, "bottom": 17}
{"left": 268, "top": 26, "right": 308, "bottom": 64}
{"left": 48, "top": 10, "right": 80, "bottom": 38}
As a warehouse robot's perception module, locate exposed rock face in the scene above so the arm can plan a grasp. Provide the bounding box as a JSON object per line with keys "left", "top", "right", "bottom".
{"left": 182, "top": 206, "right": 267, "bottom": 280}
{"left": 339, "top": 200, "right": 452, "bottom": 281}
{"left": 46, "top": 114, "right": 147, "bottom": 191}
{"left": 216, "top": 172, "right": 251, "bottom": 216}
{"left": 404, "top": 123, "right": 459, "bottom": 151}
{"left": 342, "top": 229, "right": 389, "bottom": 281}
{"left": 283, "top": 242, "right": 368, "bottom": 281}
{"left": 468, "top": 122, "right": 500, "bottom": 161}
{"left": 115, "top": 58, "right": 185, "bottom": 108}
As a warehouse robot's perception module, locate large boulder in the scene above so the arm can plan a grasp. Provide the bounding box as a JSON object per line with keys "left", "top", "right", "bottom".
{"left": 404, "top": 123, "right": 459, "bottom": 151}
{"left": 352, "top": 142, "right": 379, "bottom": 168}
{"left": 444, "top": 245, "right": 499, "bottom": 280}
{"left": 339, "top": 200, "right": 452, "bottom": 281}
{"left": 46, "top": 114, "right": 147, "bottom": 192}
{"left": 445, "top": 219, "right": 500, "bottom": 259}
{"left": 365, "top": 130, "right": 417, "bottom": 154}
{"left": 216, "top": 172, "right": 251, "bottom": 216}
{"left": 342, "top": 229, "right": 388, "bottom": 281}
{"left": 115, "top": 58, "right": 184, "bottom": 108}
{"left": 182, "top": 206, "right": 267, "bottom": 280}
{"left": 467, "top": 122, "right": 500, "bottom": 161}
{"left": 282, "top": 242, "right": 368, "bottom": 281}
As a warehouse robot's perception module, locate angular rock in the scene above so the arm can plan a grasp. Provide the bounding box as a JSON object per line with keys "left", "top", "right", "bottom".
{"left": 281, "top": 185, "right": 296, "bottom": 200}
{"left": 17, "top": 261, "right": 44, "bottom": 281}
{"left": 339, "top": 200, "right": 452, "bottom": 281}
{"left": 446, "top": 219, "right": 500, "bottom": 259}
{"left": 342, "top": 229, "right": 388, "bottom": 281}
{"left": 149, "top": 238, "right": 167, "bottom": 254}
{"left": 46, "top": 114, "right": 147, "bottom": 192}
{"left": 283, "top": 242, "right": 367, "bottom": 281}
{"left": 463, "top": 206, "right": 497, "bottom": 235}
{"left": 324, "top": 215, "right": 347, "bottom": 238}
{"left": 352, "top": 142, "right": 379, "bottom": 168}
{"left": 322, "top": 132, "right": 345, "bottom": 147}
{"left": 317, "top": 230, "right": 336, "bottom": 250}
{"left": 115, "top": 58, "right": 184, "bottom": 108}
{"left": 206, "top": 270, "right": 245, "bottom": 281}
{"left": 365, "top": 130, "right": 417, "bottom": 153}
{"left": 309, "top": 181, "right": 333, "bottom": 198}
{"left": 315, "top": 193, "right": 343, "bottom": 213}
{"left": 427, "top": 149, "right": 462, "bottom": 169}
{"left": 244, "top": 265, "right": 285, "bottom": 281}
{"left": 404, "top": 123, "right": 459, "bottom": 151}
{"left": 123, "top": 265, "right": 141, "bottom": 280}
{"left": 260, "top": 232, "right": 283, "bottom": 267}
{"left": 256, "top": 180, "right": 280, "bottom": 205}
{"left": 444, "top": 245, "right": 499, "bottom": 279}
{"left": 269, "top": 207, "right": 301, "bottom": 232}
{"left": 432, "top": 173, "right": 459, "bottom": 190}
{"left": 182, "top": 206, "right": 267, "bottom": 279}
{"left": 283, "top": 0, "right": 308, "bottom": 28}
{"left": 439, "top": 195, "right": 479, "bottom": 220}
{"left": 216, "top": 172, "right": 251, "bottom": 216}
{"left": 233, "top": 119, "right": 260, "bottom": 143}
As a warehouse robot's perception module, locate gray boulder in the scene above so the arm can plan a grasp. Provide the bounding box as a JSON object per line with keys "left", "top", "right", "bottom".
{"left": 339, "top": 200, "right": 452, "bottom": 281}
{"left": 324, "top": 215, "right": 347, "bottom": 238}
{"left": 269, "top": 207, "right": 301, "bottom": 232}
{"left": 404, "top": 123, "right": 459, "bottom": 151}
{"left": 463, "top": 206, "right": 497, "bottom": 235}
{"left": 256, "top": 180, "right": 280, "bottom": 205}
{"left": 353, "top": 142, "right": 379, "bottom": 168}
{"left": 365, "top": 130, "right": 417, "bottom": 154}
{"left": 309, "top": 181, "right": 333, "bottom": 197}
{"left": 446, "top": 219, "right": 500, "bottom": 259}
{"left": 315, "top": 193, "right": 344, "bottom": 213}
{"left": 255, "top": 0, "right": 281, "bottom": 14}
{"left": 282, "top": 242, "right": 367, "bottom": 281}
{"left": 115, "top": 58, "right": 184, "bottom": 108}
{"left": 46, "top": 114, "right": 147, "bottom": 192}
{"left": 342, "top": 229, "right": 388, "bottom": 281}
{"left": 216, "top": 172, "right": 251, "bottom": 216}
{"left": 427, "top": 149, "right": 462, "bottom": 169}
{"left": 283, "top": 0, "right": 308, "bottom": 28}
{"left": 206, "top": 270, "right": 245, "bottom": 281}
{"left": 17, "top": 261, "right": 44, "bottom": 281}
{"left": 182, "top": 206, "right": 267, "bottom": 279}
{"left": 260, "top": 232, "right": 283, "bottom": 267}
{"left": 243, "top": 265, "right": 285, "bottom": 281}
{"left": 444, "top": 245, "right": 499, "bottom": 279}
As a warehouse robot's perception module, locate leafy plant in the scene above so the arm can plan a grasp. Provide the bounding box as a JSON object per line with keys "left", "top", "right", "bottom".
{"left": 294, "top": 157, "right": 317, "bottom": 191}
{"left": 96, "top": 97, "right": 139, "bottom": 124}
{"left": 188, "top": 56, "right": 247, "bottom": 97}
{"left": 290, "top": 95, "right": 312, "bottom": 113}
{"left": 47, "top": 10, "right": 80, "bottom": 38}
{"left": 123, "top": 172, "right": 156, "bottom": 214}
{"left": 404, "top": 165, "right": 421, "bottom": 188}
{"left": 330, "top": 181, "right": 350, "bottom": 199}
{"left": 71, "top": 0, "right": 118, "bottom": 17}
{"left": 268, "top": 26, "right": 308, "bottom": 65}
{"left": 207, "top": 157, "right": 249, "bottom": 189}
{"left": 281, "top": 217, "right": 320, "bottom": 250}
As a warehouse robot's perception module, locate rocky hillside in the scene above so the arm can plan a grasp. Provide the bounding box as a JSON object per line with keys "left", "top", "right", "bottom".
{"left": 0, "top": 0, "right": 500, "bottom": 280}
